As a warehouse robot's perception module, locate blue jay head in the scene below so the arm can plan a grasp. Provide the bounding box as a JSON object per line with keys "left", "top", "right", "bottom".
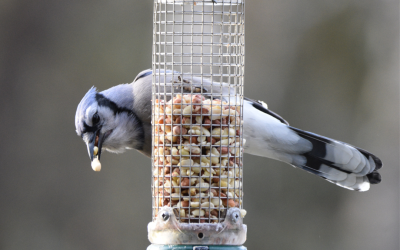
{"left": 75, "top": 87, "right": 107, "bottom": 162}
{"left": 75, "top": 86, "right": 144, "bottom": 163}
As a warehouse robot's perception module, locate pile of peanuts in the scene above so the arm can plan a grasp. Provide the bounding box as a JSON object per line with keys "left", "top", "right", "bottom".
{"left": 152, "top": 94, "right": 245, "bottom": 223}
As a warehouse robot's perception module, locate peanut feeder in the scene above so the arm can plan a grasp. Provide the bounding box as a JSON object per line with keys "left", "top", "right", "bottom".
{"left": 149, "top": 1, "right": 246, "bottom": 249}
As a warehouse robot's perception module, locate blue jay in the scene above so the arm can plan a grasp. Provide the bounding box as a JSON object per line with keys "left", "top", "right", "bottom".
{"left": 75, "top": 69, "right": 382, "bottom": 191}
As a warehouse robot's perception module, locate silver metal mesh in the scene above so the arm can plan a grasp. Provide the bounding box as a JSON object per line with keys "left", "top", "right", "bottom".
{"left": 151, "top": 0, "right": 245, "bottom": 225}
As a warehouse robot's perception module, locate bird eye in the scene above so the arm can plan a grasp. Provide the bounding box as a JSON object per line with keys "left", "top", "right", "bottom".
{"left": 92, "top": 113, "right": 100, "bottom": 125}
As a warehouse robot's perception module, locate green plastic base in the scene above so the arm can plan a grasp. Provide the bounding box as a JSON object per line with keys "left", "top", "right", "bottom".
{"left": 147, "top": 244, "right": 247, "bottom": 250}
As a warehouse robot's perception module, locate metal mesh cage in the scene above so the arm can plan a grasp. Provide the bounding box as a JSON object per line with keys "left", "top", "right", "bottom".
{"left": 151, "top": 0, "right": 245, "bottom": 235}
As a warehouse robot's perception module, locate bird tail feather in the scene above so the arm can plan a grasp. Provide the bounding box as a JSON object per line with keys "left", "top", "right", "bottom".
{"left": 288, "top": 127, "right": 382, "bottom": 191}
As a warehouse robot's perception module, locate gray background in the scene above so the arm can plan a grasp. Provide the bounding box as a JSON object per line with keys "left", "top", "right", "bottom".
{"left": 0, "top": 1, "right": 398, "bottom": 250}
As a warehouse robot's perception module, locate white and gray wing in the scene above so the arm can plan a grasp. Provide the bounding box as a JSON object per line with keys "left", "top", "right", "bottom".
{"left": 132, "top": 69, "right": 382, "bottom": 191}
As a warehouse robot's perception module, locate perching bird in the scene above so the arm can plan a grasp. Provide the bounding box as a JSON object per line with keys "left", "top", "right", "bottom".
{"left": 75, "top": 69, "right": 382, "bottom": 191}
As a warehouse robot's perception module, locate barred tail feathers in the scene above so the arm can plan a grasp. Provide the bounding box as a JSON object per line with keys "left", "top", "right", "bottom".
{"left": 288, "top": 127, "right": 382, "bottom": 191}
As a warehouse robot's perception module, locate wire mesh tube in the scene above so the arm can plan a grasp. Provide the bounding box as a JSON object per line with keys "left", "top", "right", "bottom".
{"left": 149, "top": 0, "right": 246, "bottom": 245}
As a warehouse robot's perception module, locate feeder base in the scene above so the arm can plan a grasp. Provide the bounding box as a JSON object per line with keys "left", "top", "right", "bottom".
{"left": 149, "top": 207, "right": 247, "bottom": 245}
{"left": 147, "top": 244, "right": 247, "bottom": 250}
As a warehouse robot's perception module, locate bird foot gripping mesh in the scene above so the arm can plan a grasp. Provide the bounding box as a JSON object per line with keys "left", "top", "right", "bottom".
{"left": 149, "top": 0, "right": 246, "bottom": 246}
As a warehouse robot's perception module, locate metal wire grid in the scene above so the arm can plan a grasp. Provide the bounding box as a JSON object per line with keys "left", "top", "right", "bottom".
{"left": 151, "top": 0, "right": 245, "bottom": 224}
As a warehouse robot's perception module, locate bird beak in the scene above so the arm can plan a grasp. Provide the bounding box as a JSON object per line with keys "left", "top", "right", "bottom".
{"left": 86, "top": 130, "right": 104, "bottom": 161}
{"left": 86, "top": 138, "right": 95, "bottom": 161}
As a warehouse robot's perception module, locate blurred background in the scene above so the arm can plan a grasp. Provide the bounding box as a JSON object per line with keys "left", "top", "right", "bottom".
{"left": 0, "top": 0, "right": 398, "bottom": 249}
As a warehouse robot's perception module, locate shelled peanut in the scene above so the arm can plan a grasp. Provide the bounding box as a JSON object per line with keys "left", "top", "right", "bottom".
{"left": 152, "top": 94, "right": 245, "bottom": 223}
